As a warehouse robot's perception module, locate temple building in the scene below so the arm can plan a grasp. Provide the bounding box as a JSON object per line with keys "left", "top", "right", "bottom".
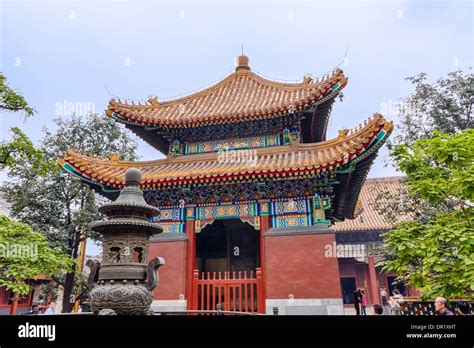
{"left": 59, "top": 56, "right": 394, "bottom": 315}
{"left": 333, "top": 177, "right": 415, "bottom": 309}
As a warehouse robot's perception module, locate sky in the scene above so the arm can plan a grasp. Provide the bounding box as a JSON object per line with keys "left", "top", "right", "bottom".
{"left": 0, "top": 0, "right": 472, "bottom": 254}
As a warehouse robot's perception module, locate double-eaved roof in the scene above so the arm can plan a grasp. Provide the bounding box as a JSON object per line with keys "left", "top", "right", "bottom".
{"left": 59, "top": 56, "right": 393, "bottom": 221}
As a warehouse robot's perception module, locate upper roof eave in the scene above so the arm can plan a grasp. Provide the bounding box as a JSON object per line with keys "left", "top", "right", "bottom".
{"left": 106, "top": 67, "right": 348, "bottom": 128}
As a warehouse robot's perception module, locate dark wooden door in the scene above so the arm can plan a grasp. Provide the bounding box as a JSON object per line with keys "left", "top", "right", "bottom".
{"left": 341, "top": 277, "right": 356, "bottom": 304}
{"left": 227, "top": 226, "right": 259, "bottom": 273}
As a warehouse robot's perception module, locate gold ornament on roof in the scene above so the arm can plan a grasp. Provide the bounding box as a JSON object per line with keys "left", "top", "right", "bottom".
{"left": 303, "top": 75, "right": 313, "bottom": 84}
{"left": 338, "top": 129, "right": 349, "bottom": 140}
{"left": 148, "top": 96, "right": 159, "bottom": 105}
{"left": 109, "top": 153, "right": 121, "bottom": 163}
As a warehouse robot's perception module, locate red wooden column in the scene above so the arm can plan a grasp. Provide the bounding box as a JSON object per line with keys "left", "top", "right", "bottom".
{"left": 185, "top": 218, "right": 196, "bottom": 310}
{"left": 367, "top": 256, "right": 380, "bottom": 305}
{"left": 192, "top": 270, "right": 199, "bottom": 312}
{"left": 256, "top": 268, "right": 265, "bottom": 313}
{"left": 10, "top": 292, "right": 19, "bottom": 315}
{"left": 258, "top": 201, "right": 271, "bottom": 314}
{"left": 259, "top": 215, "right": 270, "bottom": 272}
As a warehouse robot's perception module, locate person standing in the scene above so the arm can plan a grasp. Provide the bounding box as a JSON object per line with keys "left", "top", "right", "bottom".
{"left": 354, "top": 289, "right": 362, "bottom": 315}
{"left": 434, "top": 297, "right": 454, "bottom": 316}
{"left": 389, "top": 290, "right": 402, "bottom": 315}
{"left": 380, "top": 287, "right": 388, "bottom": 307}
{"left": 360, "top": 289, "right": 367, "bottom": 315}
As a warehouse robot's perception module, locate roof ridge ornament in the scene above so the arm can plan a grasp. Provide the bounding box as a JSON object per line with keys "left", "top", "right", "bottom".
{"left": 148, "top": 96, "right": 159, "bottom": 105}
{"left": 235, "top": 55, "right": 250, "bottom": 73}
{"left": 303, "top": 75, "right": 313, "bottom": 84}
{"left": 338, "top": 129, "right": 349, "bottom": 140}
{"left": 109, "top": 153, "right": 121, "bottom": 163}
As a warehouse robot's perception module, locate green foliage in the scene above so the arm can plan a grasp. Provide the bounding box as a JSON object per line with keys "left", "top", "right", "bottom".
{"left": 380, "top": 130, "right": 474, "bottom": 299}
{"left": 370, "top": 183, "right": 447, "bottom": 225}
{"left": 380, "top": 210, "right": 474, "bottom": 300}
{"left": 0, "top": 127, "right": 55, "bottom": 175}
{"left": 2, "top": 113, "right": 138, "bottom": 252}
{"left": 1, "top": 113, "right": 137, "bottom": 312}
{"left": 374, "top": 69, "right": 473, "bottom": 226}
{"left": 397, "top": 69, "right": 473, "bottom": 145}
{"left": 0, "top": 73, "right": 34, "bottom": 116}
{"left": 0, "top": 73, "right": 49, "bottom": 175}
{"left": 0, "top": 215, "right": 73, "bottom": 295}
{"left": 391, "top": 129, "right": 474, "bottom": 206}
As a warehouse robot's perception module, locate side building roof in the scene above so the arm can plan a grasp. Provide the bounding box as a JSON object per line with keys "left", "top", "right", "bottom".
{"left": 333, "top": 176, "right": 407, "bottom": 232}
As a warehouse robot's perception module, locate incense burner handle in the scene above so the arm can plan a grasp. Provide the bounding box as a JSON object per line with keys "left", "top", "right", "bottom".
{"left": 146, "top": 257, "right": 165, "bottom": 291}
{"left": 85, "top": 259, "right": 101, "bottom": 289}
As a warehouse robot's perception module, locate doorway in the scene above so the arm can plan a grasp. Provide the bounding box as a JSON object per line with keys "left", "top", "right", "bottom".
{"left": 193, "top": 219, "right": 264, "bottom": 313}
{"left": 195, "top": 219, "right": 260, "bottom": 274}
{"left": 340, "top": 277, "right": 356, "bottom": 304}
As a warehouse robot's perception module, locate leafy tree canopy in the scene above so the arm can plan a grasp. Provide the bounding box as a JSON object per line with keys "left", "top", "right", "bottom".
{"left": 0, "top": 73, "right": 34, "bottom": 116}
{"left": 1, "top": 113, "right": 138, "bottom": 312}
{"left": 0, "top": 215, "right": 73, "bottom": 295}
{"left": 397, "top": 69, "right": 473, "bottom": 146}
{"left": 2, "top": 113, "right": 138, "bottom": 251}
{"left": 0, "top": 127, "right": 54, "bottom": 176}
{"left": 0, "top": 73, "right": 50, "bottom": 175}
{"left": 379, "top": 129, "right": 474, "bottom": 299}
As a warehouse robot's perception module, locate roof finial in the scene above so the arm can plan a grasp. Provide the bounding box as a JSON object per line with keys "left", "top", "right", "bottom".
{"left": 235, "top": 49, "right": 250, "bottom": 73}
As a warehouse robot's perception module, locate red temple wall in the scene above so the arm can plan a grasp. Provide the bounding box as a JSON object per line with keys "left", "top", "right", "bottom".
{"left": 338, "top": 260, "right": 357, "bottom": 278}
{"left": 148, "top": 240, "right": 187, "bottom": 301}
{"left": 264, "top": 233, "right": 342, "bottom": 299}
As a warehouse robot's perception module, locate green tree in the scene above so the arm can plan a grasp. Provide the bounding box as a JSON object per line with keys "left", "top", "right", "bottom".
{"left": 374, "top": 69, "right": 473, "bottom": 225}
{"left": 0, "top": 127, "right": 54, "bottom": 175}
{"left": 379, "top": 129, "right": 474, "bottom": 299}
{"left": 396, "top": 69, "right": 473, "bottom": 146}
{"left": 0, "top": 73, "right": 34, "bottom": 116}
{"left": 0, "top": 73, "right": 51, "bottom": 174}
{"left": 0, "top": 215, "right": 73, "bottom": 296}
{"left": 1, "top": 113, "right": 138, "bottom": 312}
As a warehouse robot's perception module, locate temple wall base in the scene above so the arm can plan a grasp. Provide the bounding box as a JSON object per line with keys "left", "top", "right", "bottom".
{"left": 151, "top": 300, "right": 187, "bottom": 313}
{"left": 266, "top": 298, "right": 344, "bottom": 315}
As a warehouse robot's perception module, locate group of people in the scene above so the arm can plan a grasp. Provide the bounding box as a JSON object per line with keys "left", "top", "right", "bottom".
{"left": 374, "top": 296, "right": 470, "bottom": 316}
{"left": 354, "top": 287, "right": 395, "bottom": 315}
{"left": 24, "top": 301, "right": 56, "bottom": 315}
{"left": 353, "top": 288, "right": 368, "bottom": 315}
{"left": 354, "top": 286, "right": 470, "bottom": 316}
{"left": 369, "top": 288, "right": 402, "bottom": 316}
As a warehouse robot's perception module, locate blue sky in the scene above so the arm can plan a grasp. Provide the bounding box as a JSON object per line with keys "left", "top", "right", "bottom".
{"left": 1, "top": 0, "right": 472, "bottom": 254}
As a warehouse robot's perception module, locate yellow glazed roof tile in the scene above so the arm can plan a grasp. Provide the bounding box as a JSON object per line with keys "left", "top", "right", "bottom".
{"left": 60, "top": 114, "right": 393, "bottom": 189}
